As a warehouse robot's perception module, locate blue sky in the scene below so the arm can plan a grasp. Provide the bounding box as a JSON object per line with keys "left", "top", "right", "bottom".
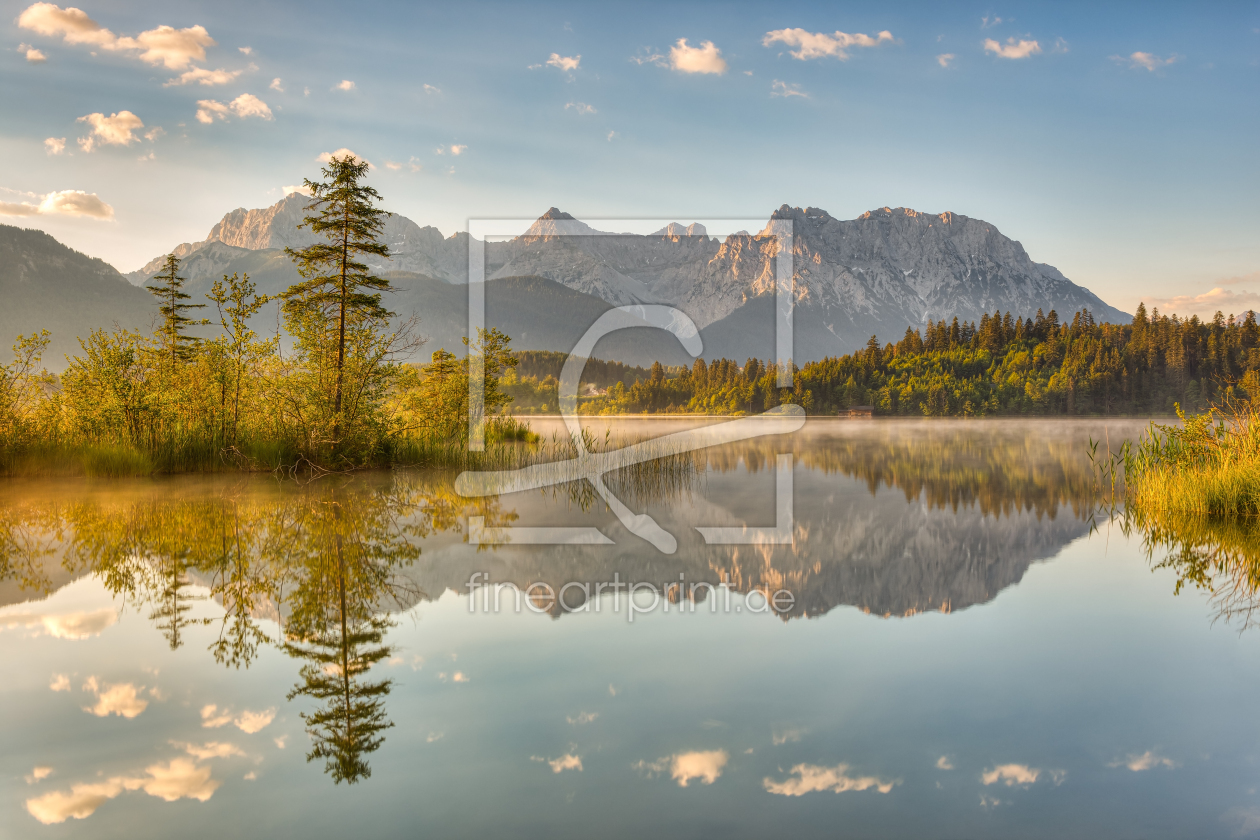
{"left": 1, "top": 0, "right": 1257, "bottom": 317}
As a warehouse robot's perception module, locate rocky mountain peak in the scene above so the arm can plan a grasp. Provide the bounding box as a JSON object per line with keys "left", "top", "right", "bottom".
{"left": 652, "top": 222, "right": 709, "bottom": 239}
{"left": 123, "top": 197, "right": 1128, "bottom": 362}
{"left": 520, "top": 207, "right": 603, "bottom": 241}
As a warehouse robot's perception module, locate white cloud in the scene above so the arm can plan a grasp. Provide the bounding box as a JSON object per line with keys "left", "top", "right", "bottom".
{"left": 50, "top": 674, "right": 70, "bottom": 691}
{"left": 384, "top": 160, "right": 402, "bottom": 170}
{"left": 165, "top": 66, "right": 245, "bottom": 87}
{"left": 669, "top": 38, "right": 727, "bottom": 74}
{"left": 1146, "top": 285, "right": 1260, "bottom": 318}
{"left": 762, "top": 28, "right": 894, "bottom": 61}
{"left": 195, "top": 100, "right": 229, "bottom": 124}
{"left": 606, "top": 130, "right": 616, "bottom": 141}
{"left": 228, "top": 93, "right": 271, "bottom": 119}
{"left": 282, "top": 184, "right": 311, "bottom": 196}
{"left": 26, "top": 766, "right": 53, "bottom": 784}
{"left": 116, "top": 25, "right": 215, "bottom": 70}
{"left": 670, "top": 750, "right": 727, "bottom": 786}
{"left": 770, "top": 80, "right": 807, "bottom": 98}
{"left": 200, "top": 704, "right": 233, "bottom": 728}
{"left": 449, "top": 145, "right": 466, "bottom": 156}
{"left": 1110, "top": 751, "right": 1177, "bottom": 772}
{"left": 630, "top": 49, "right": 666, "bottom": 67}
{"left": 423, "top": 83, "right": 441, "bottom": 93}
{"left": 19, "top": 4, "right": 216, "bottom": 70}
{"left": 1116, "top": 51, "right": 1179, "bottom": 71}
{"left": 937, "top": 53, "right": 955, "bottom": 68}
{"left": 546, "top": 53, "right": 580, "bottom": 72}
{"left": 334, "top": 79, "right": 355, "bottom": 91}
{"left": 981, "top": 15, "right": 1003, "bottom": 29}
{"left": 0, "top": 607, "right": 118, "bottom": 635}
{"left": 24, "top": 191, "right": 112, "bottom": 219}
{"left": 632, "top": 751, "right": 729, "bottom": 786}
{"left": 238, "top": 46, "right": 251, "bottom": 55}
{"left": 764, "top": 762, "right": 899, "bottom": 796}
{"left": 135, "top": 757, "right": 220, "bottom": 802}
{"left": 425, "top": 731, "right": 443, "bottom": 743}
{"left": 936, "top": 756, "right": 954, "bottom": 770}
{"left": 82, "top": 679, "right": 148, "bottom": 718}
{"left": 26, "top": 46, "right": 47, "bottom": 63}
{"left": 18, "top": 3, "right": 116, "bottom": 47}
{"left": 547, "top": 754, "right": 582, "bottom": 773}
{"left": 77, "top": 110, "right": 144, "bottom": 150}
{"left": 195, "top": 94, "right": 271, "bottom": 123}
{"left": 26, "top": 779, "right": 124, "bottom": 823}
{"left": 274, "top": 735, "right": 288, "bottom": 748}
{"left": 451, "top": 670, "right": 469, "bottom": 682}
{"left": 408, "top": 156, "right": 422, "bottom": 172}
{"left": 567, "top": 711, "right": 599, "bottom": 725}
{"left": 565, "top": 101, "right": 596, "bottom": 114}
{"left": 269, "top": 77, "right": 284, "bottom": 92}
{"left": 772, "top": 725, "right": 805, "bottom": 745}
{"left": 980, "top": 763, "right": 1065, "bottom": 787}
{"left": 176, "top": 742, "right": 244, "bottom": 760}
{"left": 983, "top": 38, "right": 1042, "bottom": 59}
{"left": 317, "top": 147, "right": 366, "bottom": 165}
{"left": 234, "top": 708, "right": 275, "bottom": 734}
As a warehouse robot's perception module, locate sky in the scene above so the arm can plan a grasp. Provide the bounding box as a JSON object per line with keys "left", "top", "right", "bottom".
{"left": 1, "top": 0, "right": 1257, "bottom": 317}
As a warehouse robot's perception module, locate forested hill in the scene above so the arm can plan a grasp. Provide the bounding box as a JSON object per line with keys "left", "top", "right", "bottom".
{"left": 568, "top": 306, "right": 1257, "bottom": 416}
{"left": 0, "top": 225, "right": 151, "bottom": 364}
{"left": 513, "top": 350, "right": 658, "bottom": 388}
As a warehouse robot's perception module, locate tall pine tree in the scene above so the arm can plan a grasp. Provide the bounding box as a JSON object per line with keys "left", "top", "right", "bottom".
{"left": 283, "top": 155, "right": 395, "bottom": 449}
{"left": 147, "top": 254, "right": 207, "bottom": 365}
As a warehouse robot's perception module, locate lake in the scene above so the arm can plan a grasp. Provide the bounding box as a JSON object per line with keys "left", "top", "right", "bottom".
{"left": 3, "top": 417, "right": 1259, "bottom": 839}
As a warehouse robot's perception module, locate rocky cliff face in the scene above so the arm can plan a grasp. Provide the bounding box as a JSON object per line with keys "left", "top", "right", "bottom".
{"left": 128, "top": 199, "right": 1127, "bottom": 359}
{"left": 128, "top": 193, "right": 471, "bottom": 283}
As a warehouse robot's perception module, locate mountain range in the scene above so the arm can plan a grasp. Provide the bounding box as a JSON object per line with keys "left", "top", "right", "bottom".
{"left": 2, "top": 196, "right": 1127, "bottom": 370}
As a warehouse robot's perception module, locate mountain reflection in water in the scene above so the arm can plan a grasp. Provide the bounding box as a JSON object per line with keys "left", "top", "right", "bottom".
{"left": 0, "top": 418, "right": 1155, "bottom": 789}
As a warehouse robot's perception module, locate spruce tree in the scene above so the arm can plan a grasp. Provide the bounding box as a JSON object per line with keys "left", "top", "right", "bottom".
{"left": 147, "top": 254, "right": 207, "bottom": 365}
{"left": 283, "top": 155, "right": 394, "bottom": 448}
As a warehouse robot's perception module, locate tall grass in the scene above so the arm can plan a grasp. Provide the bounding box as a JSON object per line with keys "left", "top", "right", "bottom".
{"left": 1102, "top": 401, "right": 1260, "bottom": 516}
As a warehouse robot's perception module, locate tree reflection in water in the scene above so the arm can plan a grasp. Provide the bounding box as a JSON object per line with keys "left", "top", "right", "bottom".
{"left": 0, "top": 473, "right": 509, "bottom": 784}
{"left": 0, "top": 422, "right": 1168, "bottom": 782}
{"left": 1126, "top": 508, "right": 1260, "bottom": 631}
{"left": 281, "top": 489, "right": 419, "bottom": 784}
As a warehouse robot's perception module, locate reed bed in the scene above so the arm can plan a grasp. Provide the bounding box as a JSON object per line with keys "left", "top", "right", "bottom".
{"left": 1100, "top": 401, "right": 1260, "bottom": 516}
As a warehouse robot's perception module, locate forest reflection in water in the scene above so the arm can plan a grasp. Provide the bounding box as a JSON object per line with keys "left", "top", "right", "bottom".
{"left": 0, "top": 475, "right": 500, "bottom": 785}
{"left": 1123, "top": 506, "right": 1260, "bottom": 632}
{"left": 5, "top": 417, "right": 1254, "bottom": 789}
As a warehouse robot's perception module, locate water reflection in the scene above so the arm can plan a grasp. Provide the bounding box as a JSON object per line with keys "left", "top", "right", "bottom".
{"left": 0, "top": 476, "right": 510, "bottom": 784}
{"left": 0, "top": 419, "right": 1130, "bottom": 791}
{"left": 1126, "top": 508, "right": 1260, "bottom": 631}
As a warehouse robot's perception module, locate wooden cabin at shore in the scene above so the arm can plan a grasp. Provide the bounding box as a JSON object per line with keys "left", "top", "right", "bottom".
{"left": 843, "top": 405, "right": 874, "bottom": 418}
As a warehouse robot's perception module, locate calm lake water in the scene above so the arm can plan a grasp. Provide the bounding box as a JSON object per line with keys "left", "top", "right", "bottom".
{"left": 3, "top": 418, "right": 1259, "bottom": 839}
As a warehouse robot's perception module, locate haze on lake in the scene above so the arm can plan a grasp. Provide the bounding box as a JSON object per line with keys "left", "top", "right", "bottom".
{"left": 3, "top": 418, "right": 1259, "bottom": 838}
